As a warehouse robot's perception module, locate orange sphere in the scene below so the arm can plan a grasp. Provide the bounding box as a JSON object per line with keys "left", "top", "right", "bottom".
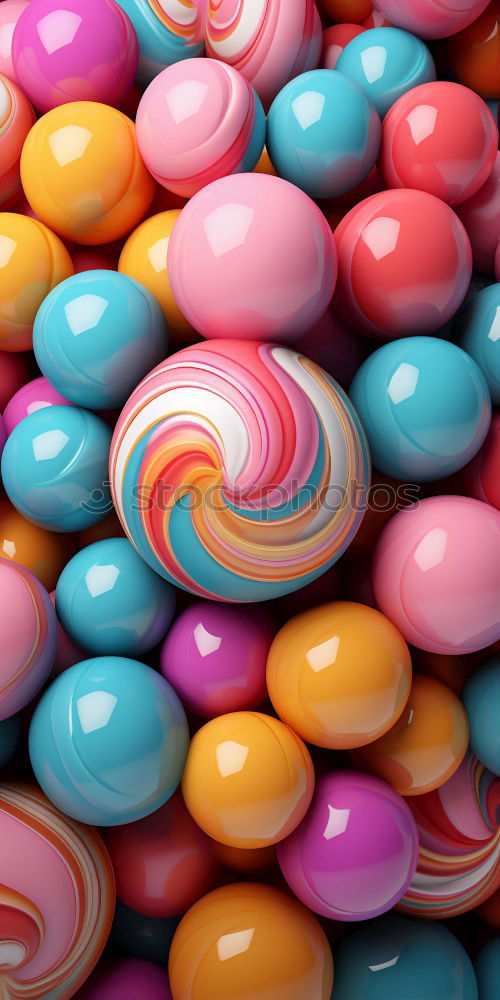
{"left": 267, "top": 601, "right": 412, "bottom": 750}
{"left": 20, "top": 102, "right": 155, "bottom": 245}
{"left": 0, "top": 499, "right": 69, "bottom": 591}
{"left": 351, "top": 674, "right": 469, "bottom": 795}
{"left": 448, "top": 1, "right": 500, "bottom": 99}
{"left": 168, "top": 882, "right": 334, "bottom": 1000}
{"left": 0, "top": 212, "right": 73, "bottom": 350}
{"left": 319, "top": 0, "right": 373, "bottom": 23}
{"left": 181, "top": 712, "right": 314, "bottom": 849}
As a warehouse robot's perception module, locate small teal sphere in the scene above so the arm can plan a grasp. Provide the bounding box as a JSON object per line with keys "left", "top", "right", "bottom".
{"left": 336, "top": 27, "right": 436, "bottom": 117}
{"left": 349, "top": 337, "right": 492, "bottom": 481}
{"left": 115, "top": 0, "right": 204, "bottom": 84}
{"left": 462, "top": 655, "right": 500, "bottom": 776}
{"left": 333, "top": 915, "right": 478, "bottom": 1000}
{"left": 457, "top": 283, "right": 500, "bottom": 405}
{"left": 1, "top": 405, "right": 112, "bottom": 532}
{"left": 56, "top": 538, "right": 177, "bottom": 657}
{"left": 33, "top": 270, "right": 168, "bottom": 410}
{"left": 476, "top": 938, "right": 500, "bottom": 1000}
{"left": 29, "top": 655, "right": 189, "bottom": 825}
{"left": 0, "top": 714, "right": 21, "bottom": 768}
{"left": 267, "top": 69, "right": 381, "bottom": 199}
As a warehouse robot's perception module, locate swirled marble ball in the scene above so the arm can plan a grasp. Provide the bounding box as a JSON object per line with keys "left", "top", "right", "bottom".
{"left": 109, "top": 340, "right": 370, "bottom": 602}
{"left": 0, "top": 782, "right": 115, "bottom": 999}
{"left": 115, "top": 0, "right": 204, "bottom": 85}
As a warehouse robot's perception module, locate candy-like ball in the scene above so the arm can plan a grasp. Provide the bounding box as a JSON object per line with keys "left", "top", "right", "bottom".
{"left": 20, "top": 101, "right": 155, "bottom": 245}
{"left": 0, "top": 497, "right": 69, "bottom": 591}
{"left": 337, "top": 27, "right": 436, "bottom": 117}
{"left": 109, "top": 340, "right": 370, "bottom": 602}
{"left": 456, "top": 150, "right": 500, "bottom": 274}
{"left": 457, "top": 283, "right": 500, "bottom": 405}
{"left": 2, "top": 404, "right": 112, "bottom": 532}
{"left": 371, "top": 0, "right": 490, "bottom": 38}
{"left": 462, "top": 655, "right": 500, "bottom": 775}
{"left": 460, "top": 410, "right": 500, "bottom": 510}
{"left": 114, "top": 0, "right": 204, "bottom": 85}
{"left": 373, "top": 496, "right": 500, "bottom": 655}
{"left": 448, "top": 0, "right": 500, "bottom": 99}
{"left": 33, "top": 270, "right": 168, "bottom": 409}
{"left": 77, "top": 959, "right": 173, "bottom": 1000}
{"left": 0, "top": 73, "right": 35, "bottom": 208}
{"left": 321, "top": 24, "right": 366, "bottom": 70}
{"left": 29, "top": 655, "right": 189, "bottom": 825}
{"left": 0, "top": 1, "right": 30, "bottom": 81}
{"left": 3, "top": 376, "right": 73, "bottom": 436}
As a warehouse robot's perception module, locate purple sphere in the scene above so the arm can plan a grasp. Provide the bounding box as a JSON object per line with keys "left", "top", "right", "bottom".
{"left": 277, "top": 771, "right": 419, "bottom": 921}
{"left": 3, "top": 377, "right": 73, "bottom": 436}
{"left": 76, "top": 958, "right": 172, "bottom": 1000}
{"left": 160, "top": 600, "right": 275, "bottom": 718}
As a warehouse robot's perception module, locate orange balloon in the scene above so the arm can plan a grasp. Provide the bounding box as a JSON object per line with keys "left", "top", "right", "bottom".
{"left": 267, "top": 601, "right": 412, "bottom": 750}
{"left": 0, "top": 499, "right": 69, "bottom": 591}
{"left": 351, "top": 674, "right": 469, "bottom": 795}
{"left": 168, "top": 882, "right": 334, "bottom": 1000}
{"left": 319, "top": 0, "right": 373, "bottom": 23}
{"left": 448, "top": 1, "right": 500, "bottom": 99}
{"left": 181, "top": 712, "right": 314, "bottom": 849}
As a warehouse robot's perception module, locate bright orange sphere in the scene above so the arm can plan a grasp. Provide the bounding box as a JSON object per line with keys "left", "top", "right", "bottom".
{"left": 448, "top": 1, "right": 500, "bottom": 99}
{"left": 0, "top": 499, "right": 69, "bottom": 591}
{"left": 168, "top": 882, "right": 334, "bottom": 1000}
{"left": 181, "top": 712, "right": 314, "bottom": 849}
{"left": 351, "top": 674, "right": 469, "bottom": 795}
{"left": 20, "top": 102, "right": 155, "bottom": 245}
{"left": 267, "top": 601, "right": 412, "bottom": 750}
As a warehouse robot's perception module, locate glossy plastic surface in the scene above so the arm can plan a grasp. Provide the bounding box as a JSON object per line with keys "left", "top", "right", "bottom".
{"left": 33, "top": 270, "right": 168, "bottom": 409}
{"left": 114, "top": 0, "right": 204, "bottom": 85}
{"left": 0, "top": 498, "right": 68, "bottom": 591}
{"left": 350, "top": 336, "right": 492, "bottom": 481}
{"left": 2, "top": 404, "right": 112, "bottom": 532}
{"left": 458, "top": 283, "right": 500, "bottom": 405}
{"left": 372, "top": 496, "right": 500, "bottom": 654}
{"left": 448, "top": 0, "right": 500, "bottom": 98}
{"left": 167, "top": 174, "right": 337, "bottom": 342}
{"left": 371, "top": 0, "right": 490, "bottom": 38}
{"left": 161, "top": 601, "right": 274, "bottom": 717}
{"left": 0, "top": 713, "right": 21, "bottom": 767}
{"left": 0, "top": 558, "right": 57, "bottom": 719}
{"left": 267, "top": 600, "right": 411, "bottom": 750}
{"left": 20, "top": 101, "right": 156, "bottom": 245}
{"left": 476, "top": 938, "right": 500, "bottom": 1000}
{"left": 29, "top": 655, "right": 189, "bottom": 825}
{"left": 337, "top": 27, "right": 435, "bottom": 116}
{"left": 0, "top": 351, "right": 31, "bottom": 411}
{"left": 0, "top": 1, "right": 30, "bottom": 81}
{"left": 0, "top": 73, "right": 35, "bottom": 208}
{"left": 77, "top": 958, "right": 172, "bottom": 1000}
{"left": 321, "top": 24, "right": 366, "bottom": 70}
{"left": 277, "top": 770, "right": 419, "bottom": 921}
{"left": 462, "top": 655, "right": 500, "bottom": 775}
{"left": 460, "top": 412, "right": 500, "bottom": 509}
{"left": 168, "top": 882, "right": 334, "bottom": 1000}
{"left": 182, "top": 711, "right": 314, "bottom": 849}
{"left": 3, "top": 376, "right": 72, "bottom": 435}
{"left": 457, "top": 150, "right": 500, "bottom": 274}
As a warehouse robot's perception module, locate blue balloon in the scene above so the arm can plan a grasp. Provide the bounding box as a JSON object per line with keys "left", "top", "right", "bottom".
{"left": 462, "top": 655, "right": 500, "bottom": 776}
{"left": 457, "top": 283, "right": 500, "bottom": 405}
{"left": 350, "top": 336, "right": 491, "bottom": 481}
{"left": 0, "top": 714, "right": 21, "bottom": 768}
{"left": 29, "top": 656, "right": 189, "bottom": 826}
{"left": 267, "top": 69, "right": 381, "bottom": 199}
{"left": 1, "top": 405, "right": 112, "bottom": 532}
{"left": 33, "top": 270, "right": 168, "bottom": 410}
{"left": 336, "top": 27, "right": 436, "bottom": 117}
{"left": 56, "top": 538, "right": 177, "bottom": 657}
{"left": 114, "top": 0, "right": 204, "bottom": 84}
{"left": 476, "top": 937, "right": 500, "bottom": 1000}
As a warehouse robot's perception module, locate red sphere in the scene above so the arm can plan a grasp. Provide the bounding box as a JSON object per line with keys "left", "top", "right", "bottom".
{"left": 321, "top": 24, "right": 366, "bottom": 69}
{"left": 457, "top": 150, "right": 500, "bottom": 274}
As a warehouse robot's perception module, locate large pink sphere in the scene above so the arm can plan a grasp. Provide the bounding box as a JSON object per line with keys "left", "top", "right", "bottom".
{"left": 0, "top": 557, "right": 57, "bottom": 718}
{"left": 167, "top": 173, "right": 338, "bottom": 342}
{"left": 0, "top": 0, "right": 30, "bottom": 82}
{"left": 371, "top": 0, "right": 490, "bottom": 38}
{"left": 457, "top": 150, "right": 500, "bottom": 275}
{"left": 76, "top": 959, "right": 172, "bottom": 1000}
{"left": 3, "top": 376, "right": 72, "bottom": 435}
{"left": 372, "top": 496, "right": 500, "bottom": 655}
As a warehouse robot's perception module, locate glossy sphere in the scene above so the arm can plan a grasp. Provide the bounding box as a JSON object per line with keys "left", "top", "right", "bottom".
{"left": 106, "top": 790, "right": 219, "bottom": 918}
{"left": 0, "top": 498, "right": 68, "bottom": 591}
{"left": 337, "top": 27, "right": 435, "bottom": 117}
{"left": 0, "top": 713, "right": 21, "bottom": 767}
{"left": 321, "top": 24, "right": 366, "bottom": 71}
{"left": 333, "top": 189, "right": 472, "bottom": 339}
{"left": 0, "top": 558, "right": 57, "bottom": 719}
{"left": 161, "top": 602, "right": 274, "bottom": 717}
{"left": 458, "top": 284, "right": 500, "bottom": 404}
{"left": 0, "top": 1, "right": 30, "bottom": 81}
{"left": 3, "top": 376, "right": 72, "bottom": 435}
{"left": 463, "top": 655, "right": 500, "bottom": 775}
{"left": 456, "top": 151, "right": 500, "bottom": 274}
{"left": 277, "top": 771, "right": 419, "bottom": 920}
{"left": 0, "top": 212, "right": 73, "bottom": 350}
{"left": 33, "top": 270, "right": 168, "bottom": 409}
{"left": 380, "top": 82, "right": 498, "bottom": 207}
{"left": 267, "top": 70, "right": 381, "bottom": 200}
{"left": 476, "top": 938, "right": 500, "bottom": 1000}
{"left": 169, "top": 882, "right": 333, "bottom": 1000}
{"left": 320, "top": 0, "right": 373, "bottom": 20}
{"left": 114, "top": 0, "right": 204, "bottom": 85}
{"left": 0, "top": 783, "right": 115, "bottom": 1000}
{"left": 137, "top": 59, "right": 265, "bottom": 198}
{"left": 333, "top": 916, "right": 478, "bottom": 1000}
{"left": 371, "top": 0, "right": 490, "bottom": 38}
{"left": 448, "top": 1, "right": 500, "bottom": 99}
{"left": 77, "top": 959, "right": 172, "bottom": 1000}
{"left": 205, "top": 0, "right": 322, "bottom": 111}
{"left": 460, "top": 412, "right": 500, "bottom": 510}
{"left": 21, "top": 102, "right": 155, "bottom": 245}
{"left": 0, "top": 73, "right": 35, "bottom": 208}
{"left": 29, "top": 656, "right": 189, "bottom": 825}
{"left": 182, "top": 711, "right": 314, "bottom": 848}
{"left": 373, "top": 496, "right": 500, "bottom": 654}
{"left": 12, "top": 0, "right": 138, "bottom": 112}
{"left": 0, "top": 350, "right": 31, "bottom": 411}
{"left": 2, "top": 405, "right": 112, "bottom": 532}
{"left": 56, "top": 538, "right": 177, "bottom": 657}
{"left": 350, "top": 337, "right": 492, "bottom": 481}
{"left": 352, "top": 675, "right": 469, "bottom": 795}
{"left": 267, "top": 601, "right": 412, "bottom": 750}
{"left": 110, "top": 340, "right": 370, "bottom": 602}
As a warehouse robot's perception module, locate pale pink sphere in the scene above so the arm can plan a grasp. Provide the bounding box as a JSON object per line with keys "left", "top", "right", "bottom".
{"left": 371, "top": 0, "right": 490, "bottom": 39}
{"left": 372, "top": 495, "right": 500, "bottom": 655}
{"left": 3, "top": 376, "right": 73, "bottom": 436}
{"left": 456, "top": 150, "right": 500, "bottom": 275}
{"left": 0, "top": 0, "right": 30, "bottom": 82}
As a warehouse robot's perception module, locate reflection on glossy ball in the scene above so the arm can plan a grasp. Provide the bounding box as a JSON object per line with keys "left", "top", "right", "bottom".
{"left": 337, "top": 27, "right": 435, "bottom": 116}
{"left": 370, "top": 0, "right": 490, "bottom": 39}
{"left": 457, "top": 283, "right": 500, "bottom": 405}
{"left": 0, "top": 73, "right": 35, "bottom": 208}
{"left": 0, "top": 558, "right": 57, "bottom": 719}
{"left": 114, "top": 0, "right": 204, "bottom": 85}
{"left": 3, "top": 376, "right": 73, "bottom": 436}
{"left": 448, "top": 0, "right": 500, "bottom": 98}
{"left": 0, "top": 497, "right": 68, "bottom": 591}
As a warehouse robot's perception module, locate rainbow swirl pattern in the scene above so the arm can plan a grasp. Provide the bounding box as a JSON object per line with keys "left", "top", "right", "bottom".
{"left": 148, "top": 0, "right": 205, "bottom": 45}
{"left": 110, "top": 340, "right": 370, "bottom": 602}
{"left": 0, "top": 783, "right": 115, "bottom": 999}
{"left": 399, "top": 753, "right": 500, "bottom": 919}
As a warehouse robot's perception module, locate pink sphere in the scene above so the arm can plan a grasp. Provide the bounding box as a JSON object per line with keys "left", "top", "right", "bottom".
{"left": 11, "top": 0, "right": 138, "bottom": 112}
{"left": 333, "top": 188, "right": 472, "bottom": 339}
{"left": 0, "top": 557, "right": 57, "bottom": 718}
{"left": 372, "top": 495, "right": 500, "bottom": 655}
{"left": 136, "top": 59, "right": 265, "bottom": 199}
{"left": 76, "top": 959, "right": 172, "bottom": 1000}
{"left": 0, "top": 0, "right": 30, "bottom": 82}
{"left": 457, "top": 150, "right": 500, "bottom": 275}
{"left": 380, "top": 81, "right": 498, "bottom": 207}
{"left": 0, "top": 72, "right": 35, "bottom": 208}
{"left": 371, "top": 0, "right": 490, "bottom": 39}
{"left": 160, "top": 601, "right": 275, "bottom": 717}
{"left": 168, "top": 173, "right": 338, "bottom": 342}
{"left": 3, "top": 376, "right": 72, "bottom": 436}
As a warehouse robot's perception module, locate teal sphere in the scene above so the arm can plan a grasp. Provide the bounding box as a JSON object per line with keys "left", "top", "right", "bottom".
{"left": 336, "top": 27, "right": 436, "bottom": 117}
{"left": 457, "top": 283, "right": 500, "bottom": 405}
{"left": 462, "top": 655, "right": 500, "bottom": 776}
{"left": 476, "top": 938, "right": 500, "bottom": 1000}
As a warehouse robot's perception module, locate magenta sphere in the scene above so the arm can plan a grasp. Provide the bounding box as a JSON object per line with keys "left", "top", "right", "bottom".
{"left": 373, "top": 495, "right": 500, "bottom": 655}
{"left": 167, "top": 172, "right": 338, "bottom": 342}
{"left": 76, "top": 958, "right": 172, "bottom": 1000}
{"left": 0, "top": 1, "right": 30, "bottom": 82}
{"left": 3, "top": 376, "right": 72, "bottom": 436}
{"left": 12, "top": 0, "right": 139, "bottom": 112}
{"left": 371, "top": 0, "right": 490, "bottom": 39}
{"left": 277, "top": 770, "right": 419, "bottom": 921}
{"left": 160, "top": 601, "right": 275, "bottom": 718}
